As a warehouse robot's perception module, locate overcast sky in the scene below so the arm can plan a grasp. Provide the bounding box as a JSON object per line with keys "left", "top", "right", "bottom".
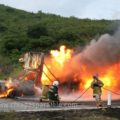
{"left": 0, "top": 0, "right": 120, "bottom": 19}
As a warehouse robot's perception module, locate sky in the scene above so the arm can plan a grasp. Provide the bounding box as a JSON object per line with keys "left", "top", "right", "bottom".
{"left": 0, "top": 0, "right": 120, "bottom": 20}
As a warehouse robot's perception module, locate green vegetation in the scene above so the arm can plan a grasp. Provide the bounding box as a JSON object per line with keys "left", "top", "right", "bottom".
{"left": 0, "top": 4, "right": 119, "bottom": 78}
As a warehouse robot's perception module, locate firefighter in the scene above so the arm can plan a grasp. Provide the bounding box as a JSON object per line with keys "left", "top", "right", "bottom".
{"left": 48, "top": 80, "right": 59, "bottom": 106}
{"left": 91, "top": 74, "right": 104, "bottom": 107}
{"left": 40, "top": 85, "right": 50, "bottom": 102}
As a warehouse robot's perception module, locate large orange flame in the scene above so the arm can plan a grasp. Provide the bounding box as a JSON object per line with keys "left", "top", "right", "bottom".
{"left": 41, "top": 45, "right": 73, "bottom": 85}
{"left": 0, "top": 45, "right": 120, "bottom": 99}
{"left": 22, "top": 45, "right": 120, "bottom": 92}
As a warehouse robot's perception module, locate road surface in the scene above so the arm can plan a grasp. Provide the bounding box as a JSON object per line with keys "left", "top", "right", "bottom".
{"left": 0, "top": 97, "right": 120, "bottom": 112}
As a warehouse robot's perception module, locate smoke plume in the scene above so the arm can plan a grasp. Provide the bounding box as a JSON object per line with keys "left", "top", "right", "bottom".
{"left": 72, "top": 29, "right": 120, "bottom": 72}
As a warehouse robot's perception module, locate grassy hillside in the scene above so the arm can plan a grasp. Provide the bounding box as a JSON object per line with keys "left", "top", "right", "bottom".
{"left": 0, "top": 4, "right": 119, "bottom": 78}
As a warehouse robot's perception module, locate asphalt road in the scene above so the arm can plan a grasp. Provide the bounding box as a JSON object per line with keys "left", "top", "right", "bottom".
{"left": 0, "top": 97, "right": 120, "bottom": 112}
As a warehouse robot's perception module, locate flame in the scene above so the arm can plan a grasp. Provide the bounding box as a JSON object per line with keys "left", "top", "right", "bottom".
{"left": 46, "top": 45, "right": 120, "bottom": 100}
{"left": 0, "top": 77, "right": 14, "bottom": 98}
{"left": 20, "top": 45, "right": 120, "bottom": 92}
{"left": 5, "top": 77, "right": 13, "bottom": 88}
{"left": 0, "top": 88, "right": 14, "bottom": 98}
{"left": 83, "top": 62, "right": 119, "bottom": 90}
{"left": 19, "top": 45, "right": 73, "bottom": 86}
{"left": 1, "top": 45, "right": 120, "bottom": 99}
{"left": 41, "top": 66, "right": 52, "bottom": 85}
{"left": 50, "top": 45, "right": 72, "bottom": 67}
{"left": 41, "top": 45, "right": 73, "bottom": 85}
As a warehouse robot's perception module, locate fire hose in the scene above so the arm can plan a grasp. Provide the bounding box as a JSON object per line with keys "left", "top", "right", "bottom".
{"left": 42, "top": 70, "right": 54, "bottom": 82}
{"left": 103, "top": 87, "right": 120, "bottom": 96}
{"left": 43, "top": 63, "right": 91, "bottom": 101}
{"left": 72, "top": 87, "right": 120, "bottom": 103}
{"left": 44, "top": 63, "right": 58, "bottom": 80}
{"left": 72, "top": 86, "right": 90, "bottom": 102}
{"left": 39, "top": 64, "right": 120, "bottom": 101}
{"left": 43, "top": 63, "right": 120, "bottom": 100}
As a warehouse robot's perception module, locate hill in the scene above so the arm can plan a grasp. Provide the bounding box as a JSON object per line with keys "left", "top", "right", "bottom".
{"left": 0, "top": 4, "right": 119, "bottom": 78}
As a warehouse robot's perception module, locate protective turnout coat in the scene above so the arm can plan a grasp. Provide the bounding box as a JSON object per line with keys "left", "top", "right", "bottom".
{"left": 48, "top": 85, "right": 58, "bottom": 101}
{"left": 91, "top": 80, "right": 104, "bottom": 96}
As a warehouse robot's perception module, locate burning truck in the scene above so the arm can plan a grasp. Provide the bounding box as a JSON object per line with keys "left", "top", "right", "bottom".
{"left": 0, "top": 46, "right": 77, "bottom": 99}
{"left": 0, "top": 52, "right": 45, "bottom": 98}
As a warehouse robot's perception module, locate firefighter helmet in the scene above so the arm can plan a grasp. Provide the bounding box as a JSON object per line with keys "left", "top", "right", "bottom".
{"left": 53, "top": 80, "right": 59, "bottom": 87}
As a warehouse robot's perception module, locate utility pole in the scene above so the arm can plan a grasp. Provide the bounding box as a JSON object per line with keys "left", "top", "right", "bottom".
{"left": 34, "top": 53, "right": 44, "bottom": 86}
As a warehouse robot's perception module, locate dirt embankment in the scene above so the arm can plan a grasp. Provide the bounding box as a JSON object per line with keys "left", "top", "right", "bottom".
{"left": 0, "top": 108, "right": 120, "bottom": 120}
